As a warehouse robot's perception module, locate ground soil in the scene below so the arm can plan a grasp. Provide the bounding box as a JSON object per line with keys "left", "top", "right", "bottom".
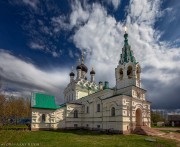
{"left": 153, "top": 127, "right": 180, "bottom": 145}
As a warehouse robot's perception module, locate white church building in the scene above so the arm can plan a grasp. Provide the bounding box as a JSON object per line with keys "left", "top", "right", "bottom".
{"left": 31, "top": 31, "right": 151, "bottom": 134}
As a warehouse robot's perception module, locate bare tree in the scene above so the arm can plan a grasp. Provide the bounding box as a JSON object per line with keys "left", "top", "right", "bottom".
{"left": 0, "top": 94, "right": 31, "bottom": 125}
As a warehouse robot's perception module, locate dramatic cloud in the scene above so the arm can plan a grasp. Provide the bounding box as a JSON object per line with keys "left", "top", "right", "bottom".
{"left": 3, "top": 0, "right": 180, "bottom": 109}
{"left": 70, "top": 0, "right": 90, "bottom": 28}
{"left": 0, "top": 50, "right": 69, "bottom": 103}
{"left": 72, "top": 3, "right": 123, "bottom": 87}
{"left": 71, "top": 0, "right": 180, "bottom": 109}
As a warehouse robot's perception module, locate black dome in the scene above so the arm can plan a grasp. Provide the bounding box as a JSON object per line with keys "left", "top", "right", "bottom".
{"left": 76, "top": 65, "right": 82, "bottom": 70}
{"left": 76, "top": 64, "right": 88, "bottom": 73}
{"left": 69, "top": 72, "right": 75, "bottom": 76}
{"left": 81, "top": 64, "right": 88, "bottom": 73}
{"left": 90, "top": 69, "right": 95, "bottom": 74}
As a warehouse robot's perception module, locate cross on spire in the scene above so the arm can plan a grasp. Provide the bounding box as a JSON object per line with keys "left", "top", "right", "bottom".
{"left": 124, "top": 26, "right": 128, "bottom": 46}
{"left": 81, "top": 49, "right": 85, "bottom": 64}
{"left": 124, "top": 26, "right": 127, "bottom": 33}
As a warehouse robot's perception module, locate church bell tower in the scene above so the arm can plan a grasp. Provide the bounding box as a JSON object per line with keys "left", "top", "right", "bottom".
{"left": 115, "top": 27, "right": 141, "bottom": 89}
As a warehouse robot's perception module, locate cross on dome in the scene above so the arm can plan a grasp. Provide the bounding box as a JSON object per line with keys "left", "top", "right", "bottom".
{"left": 124, "top": 26, "right": 127, "bottom": 33}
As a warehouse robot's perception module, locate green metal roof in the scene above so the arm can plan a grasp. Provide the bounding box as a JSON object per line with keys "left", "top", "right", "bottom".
{"left": 119, "top": 33, "right": 137, "bottom": 65}
{"left": 31, "top": 93, "right": 60, "bottom": 109}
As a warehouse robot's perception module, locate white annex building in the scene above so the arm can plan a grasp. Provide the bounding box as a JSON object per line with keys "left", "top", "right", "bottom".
{"left": 31, "top": 31, "right": 151, "bottom": 134}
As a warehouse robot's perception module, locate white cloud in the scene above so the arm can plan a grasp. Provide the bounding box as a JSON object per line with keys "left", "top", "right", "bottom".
{"left": 29, "top": 42, "right": 61, "bottom": 58}
{"left": 68, "top": 50, "right": 74, "bottom": 58}
{"left": 70, "top": 0, "right": 180, "bottom": 109}
{"left": 72, "top": 0, "right": 180, "bottom": 87}
{"left": 73, "top": 4, "right": 122, "bottom": 63}
{"left": 22, "top": 0, "right": 39, "bottom": 9}
{"left": 51, "top": 16, "right": 71, "bottom": 32}
{"left": 70, "top": 0, "right": 90, "bottom": 27}
{"left": 52, "top": 51, "right": 60, "bottom": 58}
{"left": 29, "top": 42, "right": 44, "bottom": 50}
{"left": 125, "top": 0, "right": 180, "bottom": 83}
{"left": 72, "top": 3, "right": 123, "bottom": 86}
{"left": 107, "top": 0, "right": 121, "bottom": 10}
{"left": 0, "top": 50, "right": 69, "bottom": 103}
{"left": 4, "top": 0, "right": 180, "bottom": 108}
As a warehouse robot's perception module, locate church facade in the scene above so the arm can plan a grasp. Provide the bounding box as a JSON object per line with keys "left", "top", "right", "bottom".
{"left": 31, "top": 31, "right": 151, "bottom": 134}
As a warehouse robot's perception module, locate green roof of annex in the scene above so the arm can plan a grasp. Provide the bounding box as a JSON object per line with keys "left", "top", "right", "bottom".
{"left": 31, "top": 93, "right": 60, "bottom": 110}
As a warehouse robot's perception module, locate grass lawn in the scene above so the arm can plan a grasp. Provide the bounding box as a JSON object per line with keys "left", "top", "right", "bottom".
{"left": 0, "top": 130, "right": 178, "bottom": 147}
{"left": 0, "top": 125, "right": 28, "bottom": 130}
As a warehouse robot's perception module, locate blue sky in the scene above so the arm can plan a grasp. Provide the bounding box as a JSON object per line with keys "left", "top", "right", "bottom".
{"left": 0, "top": 0, "right": 180, "bottom": 109}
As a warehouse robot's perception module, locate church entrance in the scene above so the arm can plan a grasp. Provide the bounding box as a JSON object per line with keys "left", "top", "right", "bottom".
{"left": 136, "top": 108, "right": 142, "bottom": 126}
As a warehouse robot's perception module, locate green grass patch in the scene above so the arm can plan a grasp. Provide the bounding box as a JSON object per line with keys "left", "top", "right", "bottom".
{"left": 0, "top": 125, "right": 28, "bottom": 130}
{"left": 0, "top": 130, "right": 178, "bottom": 147}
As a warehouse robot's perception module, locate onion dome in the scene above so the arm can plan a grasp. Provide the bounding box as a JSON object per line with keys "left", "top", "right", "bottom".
{"left": 81, "top": 64, "right": 88, "bottom": 73}
{"left": 76, "top": 50, "right": 88, "bottom": 72}
{"left": 90, "top": 67, "right": 95, "bottom": 74}
{"left": 69, "top": 71, "right": 75, "bottom": 76}
{"left": 70, "top": 66, "right": 75, "bottom": 76}
{"left": 76, "top": 64, "right": 82, "bottom": 70}
{"left": 76, "top": 64, "right": 88, "bottom": 73}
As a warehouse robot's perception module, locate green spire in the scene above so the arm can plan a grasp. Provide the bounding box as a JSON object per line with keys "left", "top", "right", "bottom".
{"left": 119, "top": 29, "right": 137, "bottom": 65}
{"left": 124, "top": 33, "right": 128, "bottom": 46}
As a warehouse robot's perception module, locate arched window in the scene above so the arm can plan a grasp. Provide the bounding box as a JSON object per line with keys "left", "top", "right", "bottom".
{"left": 74, "top": 110, "right": 78, "bottom": 118}
{"left": 127, "top": 66, "right": 133, "bottom": 79}
{"left": 111, "top": 107, "right": 115, "bottom": 116}
{"left": 119, "top": 68, "right": 123, "bottom": 80}
{"left": 42, "top": 114, "right": 46, "bottom": 122}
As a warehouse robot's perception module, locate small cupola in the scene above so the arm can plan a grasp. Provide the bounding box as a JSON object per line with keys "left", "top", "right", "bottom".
{"left": 69, "top": 67, "right": 75, "bottom": 82}
{"left": 76, "top": 64, "right": 82, "bottom": 70}
{"left": 70, "top": 66, "right": 75, "bottom": 77}
{"left": 81, "top": 64, "right": 88, "bottom": 73}
{"left": 90, "top": 67, "right": 95, "bottom": 75}
{"left": 69, "top": 71, "right": 75, "bottom": 77}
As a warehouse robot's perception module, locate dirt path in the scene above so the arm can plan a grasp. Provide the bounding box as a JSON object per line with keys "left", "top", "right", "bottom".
{"left": 152, "top": 127, "right": 180, "bottom": 144}
{"left": 154, "top": 127, "right": 180, "bottom": 131}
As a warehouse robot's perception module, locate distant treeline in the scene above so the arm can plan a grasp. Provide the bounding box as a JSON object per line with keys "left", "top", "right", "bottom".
{"left": 0, "top": 94, "right": 30, "bottom": 125}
